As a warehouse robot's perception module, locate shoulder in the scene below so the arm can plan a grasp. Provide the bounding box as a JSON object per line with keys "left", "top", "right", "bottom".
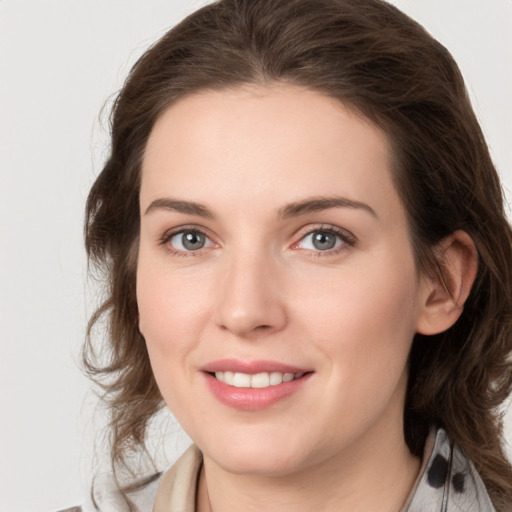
{"left": 57, "top": 471, "right": 163, "bottom": 512}
{"left": 406, "top": 428, "right": 496, "bottom": 512}
{"left": 58, "top": 446, "right": 200, "bottom": 512}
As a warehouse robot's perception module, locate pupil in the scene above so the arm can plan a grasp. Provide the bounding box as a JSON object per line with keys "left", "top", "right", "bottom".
{"left": 183, "top": 232, "right": 205, "bottom": 250}
{"left": 313, "top": 231, "right": 335, "bottom": 250}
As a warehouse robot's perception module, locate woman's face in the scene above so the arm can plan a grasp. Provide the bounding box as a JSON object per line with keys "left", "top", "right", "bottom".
{"left": 137, "top": 85, "right": 430, "bottom": 476}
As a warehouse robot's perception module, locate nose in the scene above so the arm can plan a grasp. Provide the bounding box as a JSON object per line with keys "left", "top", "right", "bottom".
{"left": 214, "top": 251, "right": 287, "bottom": 338}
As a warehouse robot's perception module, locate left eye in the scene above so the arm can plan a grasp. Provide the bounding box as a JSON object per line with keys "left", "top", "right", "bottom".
{"left": 298, "top": 230, "right": 345, "bottom": 251}
{"left": 168, "top": 230, "right": 213, "bottom": 251}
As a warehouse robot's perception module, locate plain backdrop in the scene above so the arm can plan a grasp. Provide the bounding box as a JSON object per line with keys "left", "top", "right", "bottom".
{"left": 1, "top": 1, "right": 511, "bottom": 511}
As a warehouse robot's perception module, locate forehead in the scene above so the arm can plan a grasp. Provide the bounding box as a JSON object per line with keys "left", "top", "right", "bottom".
{"left": 144, "top": 84, "right": 391, "bottom": 164}
{"left": 140, "top": 84, "right": 399, "bottom": 220}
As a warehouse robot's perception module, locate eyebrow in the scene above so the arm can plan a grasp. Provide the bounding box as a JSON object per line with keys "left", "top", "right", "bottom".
{"left": 144, "top": 198, "right": 215, "bottom": 218}
{"left": 278, "top": 196, "right": 377, "bottom": 219}
{"left": 144, "top": 195, "right": 377, "bottom": 219}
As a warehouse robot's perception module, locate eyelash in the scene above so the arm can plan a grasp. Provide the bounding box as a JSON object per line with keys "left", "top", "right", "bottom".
{"left": 159, "top": 225, "right": 214, "bottom": 257}
{"left": 159, "top": 224, "right": 357, "bottom": 258}
{"left": 291, "top": 224, "right": 357, "bottom": 258}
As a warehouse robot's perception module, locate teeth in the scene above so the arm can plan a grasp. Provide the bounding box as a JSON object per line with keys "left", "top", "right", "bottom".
{"left": 233, "top": 372, "right": 251, "bottom": 387}
{"left": 269, "top": 372, "right": 283, "bottom": 385}
{"left": 214, "top": 371, "right": 304, "bottom": 388}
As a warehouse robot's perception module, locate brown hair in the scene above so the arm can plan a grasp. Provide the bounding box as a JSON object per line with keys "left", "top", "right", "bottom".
{"left": 84, "top": 0, "right": 512, "bottom": 508}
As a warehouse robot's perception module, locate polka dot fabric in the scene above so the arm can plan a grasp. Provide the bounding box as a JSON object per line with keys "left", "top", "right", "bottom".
{"left": 405, "top": 429, "right": 496, "bottom": 511}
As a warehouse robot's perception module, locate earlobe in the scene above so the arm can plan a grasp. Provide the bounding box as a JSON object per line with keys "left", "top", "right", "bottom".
{"left": 416, "top": 230, "right": 478, "bottom": 336}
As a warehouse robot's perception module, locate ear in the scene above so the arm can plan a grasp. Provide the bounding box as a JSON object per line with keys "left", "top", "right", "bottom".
{"left": 416, "top": 230, "right": 478, "bottom": 336}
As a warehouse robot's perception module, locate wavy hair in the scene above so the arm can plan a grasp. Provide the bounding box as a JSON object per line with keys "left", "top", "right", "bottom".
{"left": 84, "top": 0, "right": 512, "bottom": 509}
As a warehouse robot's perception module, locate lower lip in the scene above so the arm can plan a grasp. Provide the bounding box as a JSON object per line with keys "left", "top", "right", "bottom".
{"left": 204, "top": 373, "right": 312, "bottom": 411}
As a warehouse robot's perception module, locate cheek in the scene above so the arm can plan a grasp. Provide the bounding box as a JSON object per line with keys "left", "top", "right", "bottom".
{"left": 136, "top": 255, "right": 212, "bottom": 350}
{"left": 135, "top": 253, "right": 223, "bottom": 417}
{"left": 136, "top": 258, "right": 209, "bottom": 412}
{"left": 294, "top": 250, "right": 419, "bottom": 382}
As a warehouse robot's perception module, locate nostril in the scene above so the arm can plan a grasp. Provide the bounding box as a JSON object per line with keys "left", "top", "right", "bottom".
{"left": 255, "top": 324, "right": 272, "bottom": 330}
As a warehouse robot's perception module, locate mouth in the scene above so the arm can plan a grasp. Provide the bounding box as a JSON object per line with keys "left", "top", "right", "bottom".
{"left": 211, "top": 370, "right": 306, "bottom": 388}
{"left": 201, "top": 359, "right": 313, "bottom": 411}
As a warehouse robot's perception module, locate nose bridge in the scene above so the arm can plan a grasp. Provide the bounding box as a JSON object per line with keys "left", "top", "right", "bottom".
{"left": 215, "top": 244, "right": 286, "bottom": 337}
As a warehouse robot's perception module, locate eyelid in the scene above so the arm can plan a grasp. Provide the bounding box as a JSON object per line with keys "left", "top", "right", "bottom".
{"left": 290, "top": 224, "right": 357, "bottom": 253}
{"left": 159, "top": 224, "right": 218, "bottom": 254}
{"left": 158, "top": 223, "right": 356, "bottom": 256}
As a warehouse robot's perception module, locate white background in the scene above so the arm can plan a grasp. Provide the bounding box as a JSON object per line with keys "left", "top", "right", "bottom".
{"left": 1, "top": 1, "right": 511, "bottom": 511}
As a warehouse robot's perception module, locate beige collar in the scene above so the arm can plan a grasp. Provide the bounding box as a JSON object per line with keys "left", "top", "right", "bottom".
{"left": 153, "top": 444, "right": 202, "bottom": 512}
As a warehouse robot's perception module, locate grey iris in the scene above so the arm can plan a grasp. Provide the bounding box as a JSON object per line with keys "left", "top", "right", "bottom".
{"left": 312, "top": 231, "right": 336, "bottom": 250}
{"left": 182, "top": 232, "right": 205, "bottom": 250}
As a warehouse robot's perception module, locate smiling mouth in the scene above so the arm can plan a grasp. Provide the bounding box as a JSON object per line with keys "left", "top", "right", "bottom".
{"left": 212, "top": 371, "right": 306, "bottom": 388}
{"left": 203, "top": 365, "right": 313, "bottom": 410}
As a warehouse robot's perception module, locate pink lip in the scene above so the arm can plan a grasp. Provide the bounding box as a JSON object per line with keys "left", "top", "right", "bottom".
{"left": 201, "top": 359, "right": 313, "bottom": 411}
{"left": 201, "top": 358, "right": 310, "bottom": 374}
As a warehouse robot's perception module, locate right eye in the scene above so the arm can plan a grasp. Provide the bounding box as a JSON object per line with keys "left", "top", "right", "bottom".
{"left": 167, "top": 230, "right": 214, "bottom": 253}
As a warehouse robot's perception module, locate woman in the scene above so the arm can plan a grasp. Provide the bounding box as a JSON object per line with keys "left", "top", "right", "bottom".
{"left": 80, "top": 0, "right": 512, "bottom": 510}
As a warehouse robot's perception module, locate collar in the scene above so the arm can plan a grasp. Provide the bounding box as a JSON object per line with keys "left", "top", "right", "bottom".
{"left": 404, "top": 428, "right": 495, "bottom": 511}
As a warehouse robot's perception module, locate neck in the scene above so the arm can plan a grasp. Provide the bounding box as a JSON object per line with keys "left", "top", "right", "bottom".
{"left": 196, "top": 423, "right": 421, "bottom": 512}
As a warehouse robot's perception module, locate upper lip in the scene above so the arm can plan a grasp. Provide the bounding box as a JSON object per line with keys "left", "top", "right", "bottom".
{"left": 201, "top": 359, "right": 312, "bottom": 374}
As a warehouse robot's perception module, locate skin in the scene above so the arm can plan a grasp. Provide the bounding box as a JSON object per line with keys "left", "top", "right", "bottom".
{"left": 137, "top": 84, "right": 474, "bottom": 511}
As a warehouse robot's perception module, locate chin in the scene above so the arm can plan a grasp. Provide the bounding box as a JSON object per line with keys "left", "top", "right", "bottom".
{"left": 213, "top": 450, "right": 304, "bottom": 477}
{"left": 199, "top": 427, "right": 318, "bottom": 477}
